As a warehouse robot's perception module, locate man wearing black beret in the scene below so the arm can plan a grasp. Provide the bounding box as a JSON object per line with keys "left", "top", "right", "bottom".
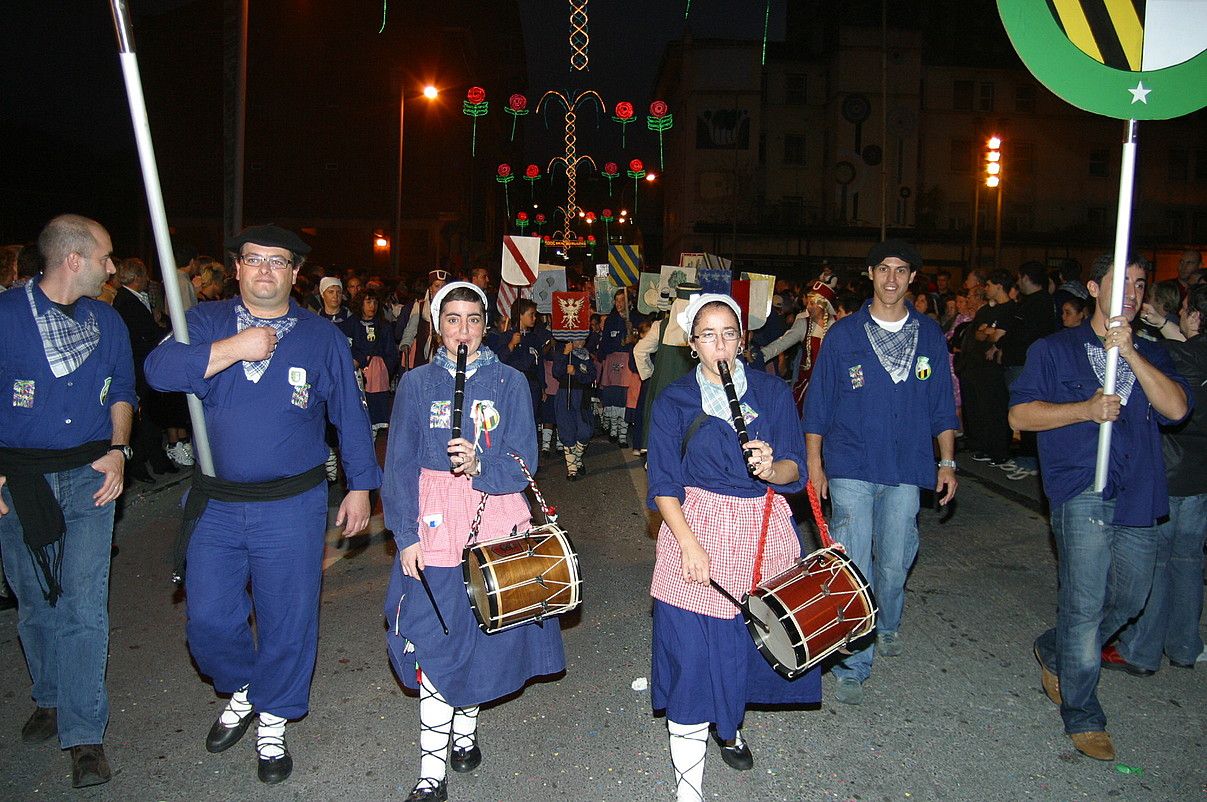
{"left": 146, "top": 224, "right": 382, "bottom": 784}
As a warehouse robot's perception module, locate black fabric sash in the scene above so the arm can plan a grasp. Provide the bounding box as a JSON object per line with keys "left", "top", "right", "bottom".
{"left": 0, "top": 440, "right": 110, "bottom": 606}
{"left": 175, "top": 463, "right": 327, "bottom": 582}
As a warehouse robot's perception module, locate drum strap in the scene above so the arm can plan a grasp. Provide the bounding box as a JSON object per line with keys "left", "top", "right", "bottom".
{"left": 805, "top": 480, "right": 835, "bottom": 548}
{"left": 679, "top": 412, "right": 710, "bottom": 459}
{"left": 750, "top": 487, "right": 775, "bottom": 590}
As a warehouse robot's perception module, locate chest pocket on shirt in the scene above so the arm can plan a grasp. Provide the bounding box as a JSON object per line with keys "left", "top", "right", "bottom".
{"left": 1061, "top": 379, "right": 1090, "bottom": 401}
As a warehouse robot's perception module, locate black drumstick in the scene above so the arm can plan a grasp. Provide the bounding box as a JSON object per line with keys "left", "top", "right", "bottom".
{"left": 449, "top": 343, "right": 467, "bottom": 470}
{"left": 717, "top": 359, "right": 757, "bottom": 476}
{"left": 417, "top": 568, "right": 449, "bottom": 635}
{"left": 709, "top": 579, "right": 770, "bottom": 634}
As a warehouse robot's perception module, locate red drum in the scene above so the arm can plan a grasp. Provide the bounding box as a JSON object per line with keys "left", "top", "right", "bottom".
{"left": 744, "top": 547, "right": 877, "bottom": 679}
{"left": 463, "top": 524, "right": 582, "bottom": 633}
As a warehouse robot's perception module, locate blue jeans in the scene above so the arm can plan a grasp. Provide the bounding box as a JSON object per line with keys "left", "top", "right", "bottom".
{"left": 1035, "top": 490, "right": 1157, "bottom": 734}
{"left": 1118, "top": 493, "right": 1207, "bottom": 669}
{"left": 0, "top": 463, "right": 114, "bottom": 748}
{"left": 184, "top": 483, "right": 327, "bottom": 720}
{"left": 827, "top": 478, "right": 920, "bottom": 683}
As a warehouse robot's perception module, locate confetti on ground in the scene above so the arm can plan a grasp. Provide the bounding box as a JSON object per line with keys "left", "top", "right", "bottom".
{"left": 631, "top": 677, "right": 648, "bottom": 691}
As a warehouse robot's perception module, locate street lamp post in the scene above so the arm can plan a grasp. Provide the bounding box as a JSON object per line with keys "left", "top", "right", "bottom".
{"left": 394, "top": 84, "right": 438, "bottom": 274}
{"left": 983, "top": 135, "right": 1003, "bottom": 268}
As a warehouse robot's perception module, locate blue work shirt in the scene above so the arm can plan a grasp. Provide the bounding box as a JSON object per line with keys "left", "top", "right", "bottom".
{"left": 647, "top": 367, "right": 806, "bottom": 508}
{"left": 1008, "top": 321, "right": 1191, "bottom": 526}
{"left": 382, "top": 353, "right": 537, "bottom": 550}
{"left": 803, "top": 303, "right": 959, "bottom": 489}
{"left": 0, "top": 278, "right": 137, "bottom": 449}
{"left": 144, "top": 297, "right": 380, "bottom": 489}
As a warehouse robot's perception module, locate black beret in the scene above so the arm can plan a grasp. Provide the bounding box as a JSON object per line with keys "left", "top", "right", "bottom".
{"left": 867, "top": 238, "right": 922, "bottom": 271}
{"left": 224, "top": 224, "right": 311, "bottom": 256}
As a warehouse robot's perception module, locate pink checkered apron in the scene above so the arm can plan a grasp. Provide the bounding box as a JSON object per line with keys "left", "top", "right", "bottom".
{"left": 416, "top": 468, "right": 532, "bottom": 568}
{"left": 650, "top": 487, "right": 800, "bottom": 619}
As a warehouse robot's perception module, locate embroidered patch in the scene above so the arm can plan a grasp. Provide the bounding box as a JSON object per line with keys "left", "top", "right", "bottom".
{"left": 291, "top": 383, "right": 311, "bottom": 409}
{"left": 12, "top": 379, "right": 35, "bottom": 408}
{"left": 738, "top": 401, "right": 759, "bottom": 427}
{"left": 915, "top": 355, "right": 932, "bottom": 381}
{"left": 99, "top": 376, "right": 112, "bottom": 404}
{"left": 849, "top": 364, "right": 864, "bottom": 389}
{"left": 429, "top": 400, "right": 451, "bottom": 429}
{"left": 288, "top": 367, "right": 307, "bottom": 387}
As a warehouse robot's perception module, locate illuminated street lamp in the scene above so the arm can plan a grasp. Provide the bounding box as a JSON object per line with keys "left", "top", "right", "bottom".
{"left": 983, "top": 135, "right": 1004, "bottom": 266}
{"left": 394, "top": 83, "right": 439, "bottom": 273}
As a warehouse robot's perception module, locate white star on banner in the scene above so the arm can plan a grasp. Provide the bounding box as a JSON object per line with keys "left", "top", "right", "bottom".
{"left": 1128, "top": 81, "right": 1151, "bottom": 104}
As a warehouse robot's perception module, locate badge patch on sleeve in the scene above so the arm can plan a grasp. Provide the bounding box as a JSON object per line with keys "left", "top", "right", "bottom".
{"left": 915, "top": 356, "right": 932, "bottom": 381}
{"left": 429, "top": 400, "right": 451, "bottom": 429}
{"left": 99, "top": 376, "right": 112, "bottom": 404}
{"left": 291, "top": 383, "right": 311, "bottom": 409}
{"left": 12, "top": 379, "right": 35, "bottom": 408}
{"left": 849, "top": 364, "right": 864, "bottom": 389}
{"left": 738, "top": 402, "right": 758, "bottom": 427}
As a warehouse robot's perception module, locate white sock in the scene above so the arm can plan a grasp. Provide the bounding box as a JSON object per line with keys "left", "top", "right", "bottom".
{"left": 256, "top": 712, "right": 287, "bottom": 760}
{"left": 219, "top": 684, "right": 252, "bottom": 727}
{"left": 451, "top": 705, "right": 479, "bottom": 752}
{"left": 668, "top": 720, "right": 708, "bottom": 802}
{"left": 417, "top": 671, "right": 453, "bottom": 789}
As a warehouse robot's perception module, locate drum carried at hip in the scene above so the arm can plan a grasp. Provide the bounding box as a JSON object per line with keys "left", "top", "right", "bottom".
{"left": 462, "top": 453, "right": 583, "bottom": 634}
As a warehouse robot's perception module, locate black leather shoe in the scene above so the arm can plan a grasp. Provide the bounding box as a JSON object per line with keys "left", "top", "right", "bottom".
{"left": 450, "top": 743, "right": 482, "bottom": 773}
{"left": 257, "top": 748, "right": 293, "bottom": 784}
{"left": 21, "top": 707, "right": 57, "bottom": 743}
{"left": 0, "top": 594, "right": 17, "bottom": 611}
{"left": 70, "top": 744, "right": 111, "bottom": 788}
{"left": 206, "top": 708, "right": 255, "bottom": 753}
{"left": 712, "top": 730, "right": 753, "bottom": 771}
{"left": 405, "top": 779, "right": 448, "bottom": 801}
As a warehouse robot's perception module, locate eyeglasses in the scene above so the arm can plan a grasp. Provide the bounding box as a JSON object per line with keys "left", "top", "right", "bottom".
{"left": 693, "top": 329, "right": 740, "bottom": 344}
{"left": 239, "top": 253, "right": 294, "bottom": 271}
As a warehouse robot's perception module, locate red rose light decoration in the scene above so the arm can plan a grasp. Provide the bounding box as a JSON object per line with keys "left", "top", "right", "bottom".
{"left": 523, "top": 163, "right": 542, "bottom": 203}
{"left": 525, "top": 164, "right": 540, "bottom": 179}
{"left": 515, "top": 211, "right": 530, "bottom": 233}
{"left": 584, "top": 212, "right": 596, "bottom": 225}
{"left": 646, "top": 100, "right": 674, "bottom": 169}
{"left": 504, "top": 93, "right": 529, "bottom": 141}
{"left": 535, "top": 213, "right": 547, "bottom": 224}
{"left": 496, "top": 163, "right": 515, "bottom": 220}
{"left": 602, "top": 208, "right": 614, "bottom": 220}
{"left": 612, "top": 101, "right": 636, "bottom": 147}
{"left": 627, "top": 159, "right": 648, "bottom": 217}
{"left": 462, "top": 87, "right": 490, "bottom": 156}
{"left": 600, "top": 209, "right": 615, "bottom": 244}
{"left": 602, "top": 161, "right": 620, "bottom": 195}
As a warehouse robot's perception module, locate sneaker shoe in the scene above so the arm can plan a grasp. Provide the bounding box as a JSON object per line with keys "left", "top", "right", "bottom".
{"left": 834, "top": 676, "right": 864, "bottom": 705}
{"left": 1069, "top": 731, "right": 1115, "bottom": 761}
{"left": 1100, "top": 643, "right": 1155, "bottom": 676}
{"left": 991, "top": 459, "right": 1017, "bottom": 470}
{"left": 1006, "top": 468, "right": 1038, "bottom": 480}
{"left": 1197, "top": 645, "right": 1207, "bottom": 664}
{"left": 876, "top": 630, "right": 902, "bottom": 657}
{"left": 970, "top": 452, "right": 992, "bottom": 462}
{"left": 167, "top": 441, "right": 195, "bottom": 466}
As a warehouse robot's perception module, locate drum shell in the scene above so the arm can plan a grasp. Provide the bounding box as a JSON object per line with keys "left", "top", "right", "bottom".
{"left": 462, "top": 524, "right": 582, "bottom": 633}
{"left": 744, "top": 548, "right": 877, "bottom": 678}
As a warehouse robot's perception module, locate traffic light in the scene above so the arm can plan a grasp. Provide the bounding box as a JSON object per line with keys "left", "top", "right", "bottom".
{"left": 984, "top": 136, "right": 1002, "bottom": 188}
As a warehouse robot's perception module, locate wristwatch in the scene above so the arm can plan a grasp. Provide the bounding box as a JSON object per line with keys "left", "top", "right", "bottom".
{"left": 937, "top": 459, "right": 957, "bottom": 470}
{"left": 109, "top": 444, "right": 133, "bottom": 461}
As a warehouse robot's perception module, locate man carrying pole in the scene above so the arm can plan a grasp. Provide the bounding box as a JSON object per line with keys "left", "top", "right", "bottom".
{"left": 1008, "top": 253, "right": 1189, "bottom": 760}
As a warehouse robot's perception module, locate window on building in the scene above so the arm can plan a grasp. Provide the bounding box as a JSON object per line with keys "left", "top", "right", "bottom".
{"left": 781, "top": 196, "right": 804, "bottom": 225}
{"left": 785, "top": 73, "right": 807, "bottom": 105}
{"left": 1169, "top": 148, "right": 1189, "bottom": 181}
{"left": 951, "top": 139, "right": 972, "bottom": 173}
{"left": 953, "top": 80, "right": 974, "bottom": 111}
{"left": 1089, "top": 148, "right": 1110, "bottom": 177}
{"left": 1088, "top": 207, "right": 1109, "bottom": 232}
{"left": 978, "top": 82, "right": 995, "bottom": 112}
{"left": 1015, "top": 84, "right": 1036, "bottom": 112}
{"left": 1013, "top": 141, "right": 1035, "bottom": 177}
{"left": 948, "top": 202, "right": 970, "bottom": 230}
{"left": 784, "top": 134, "right": 806, "bottom": 166}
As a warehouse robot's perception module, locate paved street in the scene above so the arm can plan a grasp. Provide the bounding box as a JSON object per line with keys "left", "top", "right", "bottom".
{"left": 1, "top": 440, "right": 1203, "bottom": 801}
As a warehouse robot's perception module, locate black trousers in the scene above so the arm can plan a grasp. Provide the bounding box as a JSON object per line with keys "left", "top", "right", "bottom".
{"left": 960, "top": 366, "right": 1012, "bottom": 461}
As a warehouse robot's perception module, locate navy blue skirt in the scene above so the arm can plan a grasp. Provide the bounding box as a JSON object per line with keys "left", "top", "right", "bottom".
{"left": 651, "top": 599, "right": 821, "bottom": 740}
{"left": 385, "top": 561, "right": 566, "bottom": 708}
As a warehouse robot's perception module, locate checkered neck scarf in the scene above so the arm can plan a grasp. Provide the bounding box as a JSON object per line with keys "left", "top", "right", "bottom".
{"left": 864, "top": 317, "right": 920, "bottom": 384}
{"left": 697, "top": 358, "right": 747, "bottom": 426}
{"left": 432, "top": 345, "right": 499, "bottom": 377}
{"left": 1085, "top": 340, "right": 1136, "bottom": 405}
{"left": 236, "top": 304, "right": 297, "bottom": 383}
{"left": 25, "top": 281, "right": 100, "bottom": 378}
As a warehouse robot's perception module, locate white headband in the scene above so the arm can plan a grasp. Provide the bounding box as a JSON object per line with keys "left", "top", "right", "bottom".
{"left": 676, "top": 292, "right": 743, "bottom": 336}
{"left": 430, "top": 281, "right": 489, "bottom": 326}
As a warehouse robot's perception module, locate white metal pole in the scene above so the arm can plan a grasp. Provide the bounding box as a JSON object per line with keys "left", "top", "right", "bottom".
{"left": 1093, "top": 119, "right": 1138, "bottom": 492}
{"left": 110, "top": 0, "right": 215, "bottom": 476}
